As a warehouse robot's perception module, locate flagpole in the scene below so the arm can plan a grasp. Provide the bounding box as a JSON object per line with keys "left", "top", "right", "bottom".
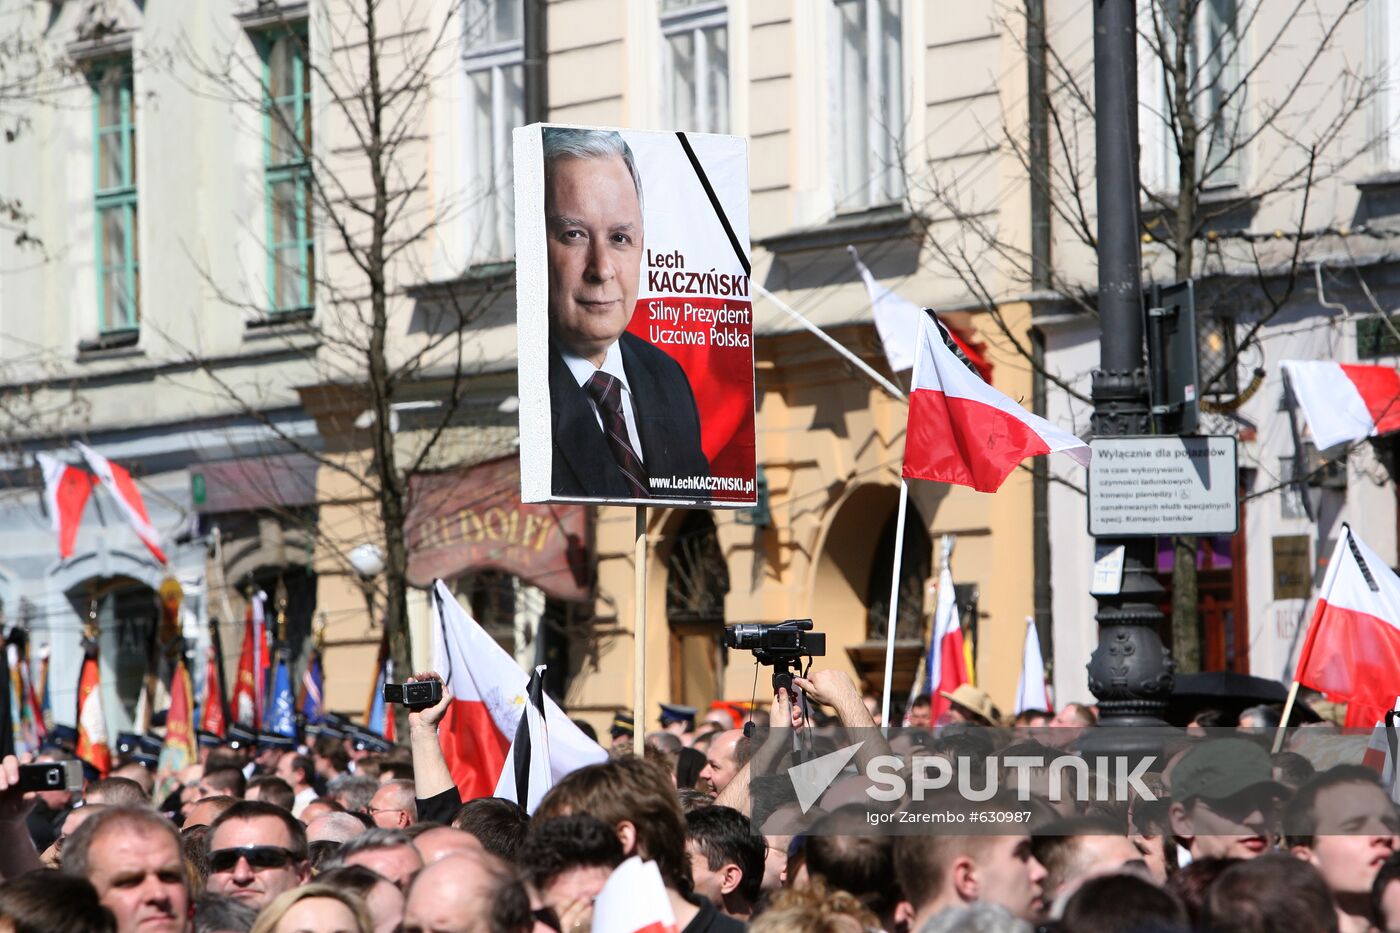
{"left": 879, "top": 480, "right": 911, "bottom": 735}
{"left": 754, "top": 284, "right": 906, "bottom": 402}
{"left": 633, "top": 506, "right": 647, "bottom": 761}
{"left": 1273, "top": 680, "right": 1302, "bottom": 753}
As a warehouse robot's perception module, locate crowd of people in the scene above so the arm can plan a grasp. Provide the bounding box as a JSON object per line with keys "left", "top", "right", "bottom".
{"left": 0, "top": 667, "right": 1395, "bottom": 933}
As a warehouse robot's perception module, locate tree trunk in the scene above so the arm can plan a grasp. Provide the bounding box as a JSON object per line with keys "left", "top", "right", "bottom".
{"left": 1169, "top": 0, "right": 1202, "bottom": 672}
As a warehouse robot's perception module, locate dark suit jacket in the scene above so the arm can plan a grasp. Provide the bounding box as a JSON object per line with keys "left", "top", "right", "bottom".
{"left": 550, "top": 330, "right": 710, "bottom": 499}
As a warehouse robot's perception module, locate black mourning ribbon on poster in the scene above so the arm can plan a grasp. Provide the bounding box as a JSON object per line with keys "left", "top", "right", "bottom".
{"left": 675, "top": 132, "right": 751, "bottom": 277}
{"left": 584, "top": 372, "right": 649, "bottom": 498}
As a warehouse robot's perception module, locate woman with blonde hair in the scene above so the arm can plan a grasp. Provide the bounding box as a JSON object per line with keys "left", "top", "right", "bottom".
{"left": 248, "top": 883, "right": 373, "bottom": 933}
{"left": 748, "top": 878, "right": 878, "bottom": 933}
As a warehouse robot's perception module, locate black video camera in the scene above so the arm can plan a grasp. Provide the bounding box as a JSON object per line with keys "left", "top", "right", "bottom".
{"left": 723, "top": 619, "right": 826, "bottom": 665}
{"left": 724, "top": 619, "right": 825, "bottom": 694}
{"left": 381, "top": 679, "right": 443, "bottom": 709}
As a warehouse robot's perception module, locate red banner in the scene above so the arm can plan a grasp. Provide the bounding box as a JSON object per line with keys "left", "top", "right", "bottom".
{"left": 405, "top": 456, "right": 591, "bottom": 601}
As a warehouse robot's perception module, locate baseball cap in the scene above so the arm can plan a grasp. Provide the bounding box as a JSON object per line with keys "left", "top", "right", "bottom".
{"left": 1172, "top": 738, "right": 1287, "bottom": 802}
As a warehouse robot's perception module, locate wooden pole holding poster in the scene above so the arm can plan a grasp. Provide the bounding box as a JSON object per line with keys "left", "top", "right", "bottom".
{"left": 634, "top": 506, "right": 647, "bottom": 760}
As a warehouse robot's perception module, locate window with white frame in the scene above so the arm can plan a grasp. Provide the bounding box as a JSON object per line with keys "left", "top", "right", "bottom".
{"left": 1139, "top": 0, "right": 1244, "bottom": 194}
{"left": 830, "top": 0, "right": 903, "bottom": 212}
{"left": 464, "top": 0, "right": 526, "bottom": 263}
{"left": 1368, "top": 0, "right": 1400, "bottom": 168}
{"left": 660, "top": 0, "right": 729, "bottom": 134}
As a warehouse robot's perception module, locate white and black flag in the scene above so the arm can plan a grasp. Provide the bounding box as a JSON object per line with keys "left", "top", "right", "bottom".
{"left": 494, "top": 665, "right": 552, "bottom": 813}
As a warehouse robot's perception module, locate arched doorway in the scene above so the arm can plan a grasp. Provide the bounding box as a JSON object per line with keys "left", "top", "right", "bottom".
{"left": 666, "top": 512, "right": 729, "bottom": 709}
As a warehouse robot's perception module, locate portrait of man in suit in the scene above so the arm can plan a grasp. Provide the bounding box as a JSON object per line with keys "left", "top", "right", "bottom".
{"left": 543, "top": 127, "right": 710, "bottom": 500}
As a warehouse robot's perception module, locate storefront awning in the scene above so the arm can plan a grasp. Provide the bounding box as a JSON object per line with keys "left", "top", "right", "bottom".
{"left": 405, "top": 455, "right": 591, "bottom": 602}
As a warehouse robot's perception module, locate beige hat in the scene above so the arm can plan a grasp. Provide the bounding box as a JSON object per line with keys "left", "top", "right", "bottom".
{"left": 938, "top": 684, "right": 1005, "bottom": 726}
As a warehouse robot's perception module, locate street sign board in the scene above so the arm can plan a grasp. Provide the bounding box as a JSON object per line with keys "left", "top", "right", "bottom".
{"left": 1088, "top": 436, "right": 1238, "bottom": 537}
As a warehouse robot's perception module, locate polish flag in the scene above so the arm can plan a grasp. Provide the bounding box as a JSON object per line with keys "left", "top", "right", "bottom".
{"left": 75, "top": 443, "right": 167, "bottom": 564}
{"left": 926, "top": 562, "right": 969, "bottom": 722}
{"left": 37, "top": 454, "right": 95, "bottom": 559}
{"left": 1281, "top": 360, "right": 1400, "bottom": 450}
{"left": 1296, "top": 527, "right": 1400, "bottom": 722}
{"left": 76, "top": 642, "right": 111, "bottom": 777}
{"left": 904, "top": 314, "right": 1089, "bottom": 493}
{"left": 430, "top": 580, "right": 606, "bottom": 801}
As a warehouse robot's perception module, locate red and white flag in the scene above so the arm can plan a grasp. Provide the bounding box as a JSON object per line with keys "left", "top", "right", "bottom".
{"left": 37, "top": 453, "right": 95, "bottom": 559}
{"left": 1296, "top": 527, "right": 1400, "bottom": 726}
{"left": 1361, "top": 697, "right": 1400, "bottom": 803}
{"left": 926, "top": 561, "right": 969, "bottom": 722}
{"left": 1281, "top": 360, "right": 1400, "bottom": 450}
{"left": 75, "top": 443, "right": 167, "bottom": 564}
{"left": 430, "top": 580, "right": 606, "bottom": 801}
{"left": 76, "top": 642, "right": 111, "bottom": 777}
{"left": 904, "top": 315, "right": 1089, "bottom": 493}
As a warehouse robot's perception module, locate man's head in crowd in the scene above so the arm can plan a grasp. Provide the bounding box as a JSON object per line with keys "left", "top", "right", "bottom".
{"left": 452, "top": 797, "right": 530, "bottom": 862}
{"left": 1287, "top": 765, "right": 1400, "bottom": 932}
{"left": 1050, "top": 703, "right": 1096, "bottom": 728}
{"left": 112, "top": 764, "right": 156, "bottom": 798}
{"left": 205, "top": 800, "right": 311, "bottom": 910}
{"left": 1166, "top": 857, "right": 1241, "bottom": 928}
{"left": 1169, "top": 738, "right": 1284, "bottom": 860}
{"left": 401, "top": 850, "right": 515, "bottom": 933}
{"left": 698, "top": 730, "right": 750, "bottom": 795}
{"left": 307, "top": 812, "right": 369, "bottom": 844}
{"left": 86, "top": 777, "right": 150, "bottom": 808}
{"left": 191, "top": 894, "right": 257, "bottom": 933}
{"left": 330, "top": 828, "right": 423, "bottom": 890}
{"left": 333, "top": 777, "right": 378, "bottom": 814}
{"left": 368, "top": 780, "right": 416, "bottom": 829}
{"left": 906, "top": 695, "right": 933, "bottom": 729}
{"left": 312, "top": 739, "right": 349, "bottom": 783}
{"left": 45, "top": 803, "right": 106, "bottom": 867}
{"left": 537, "top": 756, "right": 694, "bottom": 897}
{"left": 1273, "top": 751, "right": 1318, "bottom": 791}
{"left": 299, "top": 798, "right": 342, "bottom": 825}
{"left": 62, "top": 805, "right": 190, "bottom": 933}
{"left": 245, "top": 777, "right": 294, "bottom": 812}
{"left": 1014, "top": 709, "right": 1052, "bottom": 728}
{"left": 517, "top": 814, "right": 624, "bottom": 927}
{"left": 1031, "top": 815, "right": 1147, "bottom": 911}
{"left": 684, "top": 806, "right": 764, "bottom": 920}
{"left": 412, "top": 825, "right": 483, "bottom": 864}
{"left": 1060, "top": 873, "right": 1189, "bottom": 933}
{"left": 316, "top": 865, "right": 405, "bottom": 933}
{"left": 801, "top": 811, "right": 900, "bottom": 932}
{"left": 0, "top": 870, "right": 116, "bottom": 933}
{"left": 275, "top": 754, "right": 315, "bottom": 795}
{"left": 1206, "top": 853, "right": 1340, "bottom": 933}
{"left": 892, "top": 793, "right": 1046, "bottom": 927}
{"left": 184, "top": 796, "right": 238, "bottom": 830}
{"left": 199, "top": 768, "right": 247, "bottom": 801}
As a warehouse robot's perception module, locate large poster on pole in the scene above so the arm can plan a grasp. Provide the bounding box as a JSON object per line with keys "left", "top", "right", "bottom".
{"left": 514, "top": 124, "right": 756, "bottom": 508}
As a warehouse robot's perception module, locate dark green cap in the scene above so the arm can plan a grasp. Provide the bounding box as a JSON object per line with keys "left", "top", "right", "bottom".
{"left": 1172, "top": 738, "right": 1286, "bottom": 802}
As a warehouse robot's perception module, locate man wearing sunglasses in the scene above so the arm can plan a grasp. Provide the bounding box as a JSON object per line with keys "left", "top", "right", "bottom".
{"left": 205, "top": 800, "right": 310, "bottom": 909}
